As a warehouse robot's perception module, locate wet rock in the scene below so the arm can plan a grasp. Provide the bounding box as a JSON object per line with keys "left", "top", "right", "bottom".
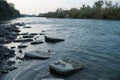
{"left": 20, "top": 32, "right": 28, "bottom": 35}
{"left": 31, "top": 40, "right": 44, "bottom": 45}
{"left": 14, "top": 38, "right": 33, "bottom": 42}
{"left": 29, "top": 33, "right": 38, "bottom": 35}
{"left": 25, "top": 51, "right": 51, "bottom": 59}
{"left": 23, "top": 35, "right": 34, "bottom": 38}
{"left": 4, "top": 66, "right": 17, "bottom": 71}
{"left": 45, "top": 36, "right": 65, "bottom": 43}
{"left": 19, "top": 49, "right": 22, "bottom": 53}
{"left": 11, "top": 46, "right": 16, "bottom": 49}
{"left": 7, "top": 60, "right": 15, "bottom": 66}
{"left": 0, "top": 44, "right": 14, "bottom": 58}
{"left": 23, "top": 26, "right": 31, "bottom": 28}
{"left": 49, "top": 57, "right": 84, "bottom": 76}
{"left": 0, "top": 37, "right": 7, "bottom": 43}
{"left": 40, "top": 33, "right": 45, "bottom": 35}
{"left": 13, "top": 29, "right": 21, "bottom": 32}
{"left": 1, "top": 70, "right": 9, "bottom": 74}
{"left": 10, "top": 32, "right": 18, "bottom": 36}
{"left": 14, "top": 22, "right": 25, "bottom": 26}
{"left": 18, "top": 45, "right": 27, "bottom": 48}
{"left": 0, "top": 24, "right": 20, "bottom": 43}
{"left": 4, "top": 53, "right": 10, "bottom": 56}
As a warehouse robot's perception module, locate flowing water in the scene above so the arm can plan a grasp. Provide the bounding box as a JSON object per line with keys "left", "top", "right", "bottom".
{"left": 1, "top": 17, "right": 120, "bottom": 80}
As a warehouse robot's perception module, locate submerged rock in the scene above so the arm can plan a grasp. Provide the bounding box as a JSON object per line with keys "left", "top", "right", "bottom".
{"left": 18, "top": 45, "right": 27, "bottom": 48}
{"left": 45, "top": 36, "right": 65, "bottom": 43}
{"left": 31, "top": 40, "right": 44, "bottom": 45}
{"left": 49, "top": 57, "right": 84, "bottom": 76}
{"left": 25, "top": 51, "right": 51, "bottom": 59}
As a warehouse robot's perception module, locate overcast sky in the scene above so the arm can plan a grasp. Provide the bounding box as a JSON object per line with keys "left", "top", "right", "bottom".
{"left": 7, "top": 0, "right": 120, "bottom": 15}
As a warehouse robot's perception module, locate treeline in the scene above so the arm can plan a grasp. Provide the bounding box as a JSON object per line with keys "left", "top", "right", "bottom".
{"left": 0, "top": 0, "right": 20, "bottom": 21}
{"left": 39, "top": 0, "right": 120, "bottom": 20}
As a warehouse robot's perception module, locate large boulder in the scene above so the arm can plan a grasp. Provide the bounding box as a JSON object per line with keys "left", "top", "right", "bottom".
{"left": 25, "top": 51, "right": 51, "bottom": 59}
{"left": 45, "top": 36, "right": 65, "bottom": 43}
{"left": 49, "top": 57, "right": 85, "bottom": 76}
{"left": 31, "top": 40, "right": 44, "bottom": 45}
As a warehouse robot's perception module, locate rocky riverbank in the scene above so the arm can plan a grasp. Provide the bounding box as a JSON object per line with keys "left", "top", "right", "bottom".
{"left": 0, "top": 23, "right": 24, "bottom": 75}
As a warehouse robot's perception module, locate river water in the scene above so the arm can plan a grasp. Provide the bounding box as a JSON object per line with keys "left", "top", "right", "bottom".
{"left": 1, "top": 17, "right": 120, "bottom": 80}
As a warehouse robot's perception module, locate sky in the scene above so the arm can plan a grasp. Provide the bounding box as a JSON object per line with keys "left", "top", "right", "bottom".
{"left": 7, "top": 0, "right": 120, "bottom": 15}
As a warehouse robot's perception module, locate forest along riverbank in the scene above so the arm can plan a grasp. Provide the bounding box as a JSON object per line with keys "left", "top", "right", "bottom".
{"left": 0, "top": 23, "right": 25, "bottom": 75}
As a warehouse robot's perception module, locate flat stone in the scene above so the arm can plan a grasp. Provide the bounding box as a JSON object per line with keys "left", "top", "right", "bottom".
{"left": 45, "top": 36, "right": 65, "bottom": 43}
{"left": 49, "top": 57, "right": 84, "bottom": 75}
{"left": 20, "top": 33, "right": 28, "bottom": 35}
{"left": 31, "top": 40, "right": 44, "bottom": 45}
{"left": 14, "top": 22, "right": 25, "bottom": 26}
{"left": 10, "top": 46, "right": 16, "bottom": 49}
{"left": 25, "top": 51, "right": 51, "bottom": 59}
{"left": 23, "top": 35, "right": 34, "bottom": 38}
{"left": 29, "top": 33, "right": 38, "bottom": 35}
{"left": 18, "top": 45, "right": 27, "bottom": 48}
{"left": 23, "top": 26, "right": 31, "bottom": 28}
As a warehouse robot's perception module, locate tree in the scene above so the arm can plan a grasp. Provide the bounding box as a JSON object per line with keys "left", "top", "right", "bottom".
{"left": 0, "top": 0, "right": 20, "bottom": 20}
{"left": 38, "top": 0, "right": 120, "bottom": 20}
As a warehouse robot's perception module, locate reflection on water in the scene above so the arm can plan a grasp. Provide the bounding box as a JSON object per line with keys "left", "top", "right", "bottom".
{"left": 1, "top": 17, "right": 120, "bottom": 80}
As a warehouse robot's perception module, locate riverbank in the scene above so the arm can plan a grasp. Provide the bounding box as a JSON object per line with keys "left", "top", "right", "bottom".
{"left": 0, "top": 22, "right": 25, "bottom": 75}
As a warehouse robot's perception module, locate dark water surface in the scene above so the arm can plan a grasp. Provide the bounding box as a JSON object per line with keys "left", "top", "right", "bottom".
{"left": 1, "top": 17, "right": 120, "bottom": 80}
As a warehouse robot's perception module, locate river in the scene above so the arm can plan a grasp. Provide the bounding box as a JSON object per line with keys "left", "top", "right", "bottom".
{"left": 0, "top": 17, "right": 120, "bottom": 80}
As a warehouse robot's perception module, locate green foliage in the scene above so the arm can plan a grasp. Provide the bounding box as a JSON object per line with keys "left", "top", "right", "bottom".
{"left": 0, "top": 0, "right": 20, "bottom": 21}
{"left": 39, "top": 0, "right": 120, "bottom": 20}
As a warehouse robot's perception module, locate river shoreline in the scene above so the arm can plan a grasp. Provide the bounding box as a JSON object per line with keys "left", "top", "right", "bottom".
{"left": 0, "top": 22, "right": 25, "bottom": 76}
